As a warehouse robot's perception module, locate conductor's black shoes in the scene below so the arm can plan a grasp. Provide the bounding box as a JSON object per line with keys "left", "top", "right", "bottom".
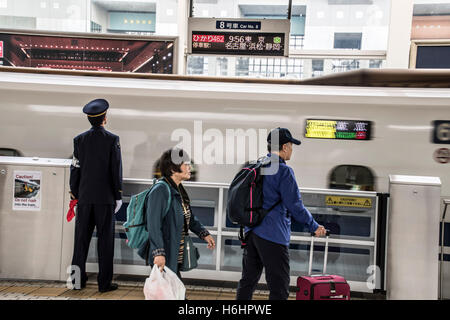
{"left": 99, "top": 283, "right": 119, "bottom": 293}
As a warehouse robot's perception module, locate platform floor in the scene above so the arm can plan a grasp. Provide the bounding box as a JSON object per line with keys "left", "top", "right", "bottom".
{"left": 0, "top": 277, "right": 290, "bottom": 300}
{"left": 0, "top": 274, "right": 385, "bottom": 300}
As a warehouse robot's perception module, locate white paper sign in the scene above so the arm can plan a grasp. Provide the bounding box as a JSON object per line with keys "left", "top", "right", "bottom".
{"left": 13, "top": 170, "right": 42, "bottom": 211}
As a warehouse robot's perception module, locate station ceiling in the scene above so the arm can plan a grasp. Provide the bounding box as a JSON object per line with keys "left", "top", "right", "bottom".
{"left": 92, "top": 0, "right": 157, "bottom": 13}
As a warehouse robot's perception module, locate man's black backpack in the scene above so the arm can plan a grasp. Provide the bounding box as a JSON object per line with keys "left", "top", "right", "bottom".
{"left": 226, "top": 157, "right": 281, "bottom": 246}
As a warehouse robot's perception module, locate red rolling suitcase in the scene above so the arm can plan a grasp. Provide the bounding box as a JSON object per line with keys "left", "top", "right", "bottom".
{"left": 296, "top": 232, "right": 350, "bottom": 300}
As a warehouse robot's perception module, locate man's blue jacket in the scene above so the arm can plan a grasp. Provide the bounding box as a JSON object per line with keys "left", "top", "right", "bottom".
{"left": 246, "top": 153, "right": 319, "bottom": 246}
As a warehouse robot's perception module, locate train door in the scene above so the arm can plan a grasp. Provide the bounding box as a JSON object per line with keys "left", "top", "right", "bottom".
{"left": 316, "top": 165, "right": 377, "bottom": 262}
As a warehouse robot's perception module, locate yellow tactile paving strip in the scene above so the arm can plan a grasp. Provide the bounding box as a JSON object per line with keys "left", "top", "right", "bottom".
{"left": 2, "top": 286, "right": 40, "bottom": 295}
{"left": 90, "top": 288, "right": 134, "bottom": 300}
{"left": 0, "top": 280, "right": 296, "bottom": 300}
{"left": 121, "top": 288, "right": 147, "bottom": 300}
{"left": 26, "top": 287, "right": 70, "bottom": 297}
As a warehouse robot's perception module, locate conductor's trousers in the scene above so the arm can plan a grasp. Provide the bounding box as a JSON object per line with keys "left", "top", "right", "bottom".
{"left": 71, "top": 203, "right": 115, "bottom": 291}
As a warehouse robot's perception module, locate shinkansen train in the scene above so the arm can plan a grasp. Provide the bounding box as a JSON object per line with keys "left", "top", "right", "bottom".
{"left": 0, "top": 67, "right": 449, "bottom": 200}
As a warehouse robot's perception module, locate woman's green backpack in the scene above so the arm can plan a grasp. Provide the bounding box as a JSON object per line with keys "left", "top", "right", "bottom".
{"left": 123, "top": 179, "right": 171, "bottom": 249}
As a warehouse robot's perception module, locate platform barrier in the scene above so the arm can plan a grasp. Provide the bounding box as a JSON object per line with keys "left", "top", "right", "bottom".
{"left": 440, "top": 199, "right": 450, "bottom": 300}
{"left": 0, "top": 157, "right": 71, "bottom": 281}
{"left": 387, "top": 175, "right": 441, "bottom": 300}
{"left": 86, "top": 178, "right": 387, "bottom": 293}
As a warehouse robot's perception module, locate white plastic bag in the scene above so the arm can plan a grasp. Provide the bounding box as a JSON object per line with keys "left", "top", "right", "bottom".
{"left": 143, "top": 265, "right": 186, "bottom": 300}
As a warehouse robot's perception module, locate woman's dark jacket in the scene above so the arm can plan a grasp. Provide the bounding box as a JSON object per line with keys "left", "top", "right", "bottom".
{"left": 137, "top": 177, "right": 210, "bottom": 273}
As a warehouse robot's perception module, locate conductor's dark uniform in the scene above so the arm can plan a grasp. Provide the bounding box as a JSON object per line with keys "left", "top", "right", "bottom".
{"left": 69, "top": 99, "right": 122, "bottom": 292}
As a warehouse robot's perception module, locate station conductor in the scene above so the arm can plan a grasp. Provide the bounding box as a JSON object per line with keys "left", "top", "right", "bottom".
{"left": 69, "top": 98, "right": 123, "bottom": 293}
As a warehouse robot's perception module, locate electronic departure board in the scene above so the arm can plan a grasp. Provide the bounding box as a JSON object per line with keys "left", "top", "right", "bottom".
{"left": 191, "top": 31, "right": 285, "bottom": 56}
{"left": 188, "top": 18, "right": 290, "bottom": 57}
{"left": 305, "top": 119, "right": 372, "bottom": 140}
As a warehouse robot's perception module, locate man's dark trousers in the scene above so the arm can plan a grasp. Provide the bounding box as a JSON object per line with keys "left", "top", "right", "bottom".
{"left": 236, "top": 232, "right": 290, "bottom": 300}
{"left": 71, "top": 204, "right": 115, "bottom": 291}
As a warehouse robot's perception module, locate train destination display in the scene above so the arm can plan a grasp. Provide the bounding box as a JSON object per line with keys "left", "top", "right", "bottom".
{"left": 188, "top": 18, "right": 290, "bottom": 56}
{"left": 305, "top": 119, "right": 372, "bottom": 140}
{"left": 191, "top": 31, "right": 285, "bottom": 56}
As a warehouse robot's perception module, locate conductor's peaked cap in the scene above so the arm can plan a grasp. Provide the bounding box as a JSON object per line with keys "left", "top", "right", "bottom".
{"left": 83, "top": 99, "right": 109, "bottom": 117}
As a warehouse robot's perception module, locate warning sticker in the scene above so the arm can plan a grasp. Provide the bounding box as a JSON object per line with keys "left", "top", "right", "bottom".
{"left": 325, "top": 196, "right": 372, "bottom": 208}
{"left": 13, "top": 170, "right": 41, "bottom": 211}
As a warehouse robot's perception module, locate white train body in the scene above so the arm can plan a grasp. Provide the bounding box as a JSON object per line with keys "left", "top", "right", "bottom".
{"left": 0, "top": 71, "right": 449, "bottom": 197}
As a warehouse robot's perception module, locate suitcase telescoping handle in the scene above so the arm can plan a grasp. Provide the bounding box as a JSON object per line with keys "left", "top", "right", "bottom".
{"left": 308, "top": 230, "right": 331, "bottom": 276}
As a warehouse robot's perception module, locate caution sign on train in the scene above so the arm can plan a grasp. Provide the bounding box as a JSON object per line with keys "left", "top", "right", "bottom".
{"left": 325, "top": 196, "right": 372, "bottom": 208}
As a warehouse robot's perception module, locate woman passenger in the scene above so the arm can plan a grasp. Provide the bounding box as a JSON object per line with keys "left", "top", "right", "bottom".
{"left": 143, "top": 148, "right": 215, "bottom": 279}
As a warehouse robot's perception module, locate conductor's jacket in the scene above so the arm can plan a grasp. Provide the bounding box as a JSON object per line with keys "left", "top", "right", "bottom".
{"left": 69, "top": 126, "right": 123, "bottom": 204}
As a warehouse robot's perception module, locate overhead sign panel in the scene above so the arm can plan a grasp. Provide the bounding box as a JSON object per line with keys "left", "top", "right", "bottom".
{"left": 305, "top": 119, "right": 372, "bottom": 140}
{"left": 188, "top": 18, "right": 290, "bottom": 57}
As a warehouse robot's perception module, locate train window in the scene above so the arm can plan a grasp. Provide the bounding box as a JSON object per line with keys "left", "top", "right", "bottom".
{"left": 329, "top": 165, "right": 375, "bottom": 191}
{"left": 334, "top": 33, "right": 362, "bottom": 50}
{"left": 152, "top": 159, "right": 198, "bottom": 182}
{"left": 0, "top": 32, "right": 174, "bottom": 74}
{"left": 0, "top": 148, "right": 23, "bottom": 157}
